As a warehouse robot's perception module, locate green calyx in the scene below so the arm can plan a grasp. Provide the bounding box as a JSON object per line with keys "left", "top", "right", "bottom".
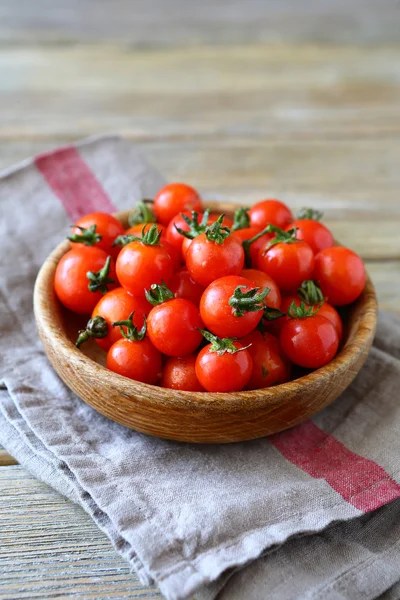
{"left": 198, "top": 329, "right": 250, "bottom": 356}
{"left": 298, "top": 280, "right": 325, "bottom": 306}
{"left": 228, "top": 285, "right": 270, "bottom": 317}
{"left": 128, "top": 200, "right": 156, "bottom": 227}
{"left": 261, "top": 224, "right": 298, "bottom": 250}
{"left": 174, "top": 208, "right": 210, "bottom": 240}
{"left": 231, "top": 207, "right": 250, "bottom": 231}
{"left": 113, "top": 224, "right": 162, "bottom": 248}
{"left": 68, "top": 224, "right": 102, "bottom": 246}
{"left": 297, "top": 207, "right": 324, "bottom": 221}
{"left": 76, "top": 316, "right": 108, "bottom": 348}
{"left": 86, "top": 256, "right": 114, "bottom": 294}
{"left": 205, "top": 214, "right": 231, "bottom": 244}
{"left": 145, "top": 281, "right": 175, "bottom": 306}
{"left": 287, "top": 300, "right": 322, "bottom": 319}
{"left": 112, "top": 312, "right": 147, "bottom": 341}
{"left": 263, "top": 306, "right": 286, "bottom": 321}
{"left": 113, "top": 234, "right": 136, "bottom": 247}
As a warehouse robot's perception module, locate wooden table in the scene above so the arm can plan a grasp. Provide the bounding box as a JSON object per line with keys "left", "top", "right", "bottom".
{"left": 1, "top": 1, "right": 400, "bottom": 597}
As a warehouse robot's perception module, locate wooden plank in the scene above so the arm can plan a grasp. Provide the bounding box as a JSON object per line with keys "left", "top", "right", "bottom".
{"left": 0, "top": 467, "right": 163, "bottom": 599}
{"left": 0, "top": 449, "right": 17, "bottom": 466}
{"left": 1, "top": 0, "right": 399, "bottom": 46}
{"left": 0, "top": 44, "right": 400, "bottom": 142}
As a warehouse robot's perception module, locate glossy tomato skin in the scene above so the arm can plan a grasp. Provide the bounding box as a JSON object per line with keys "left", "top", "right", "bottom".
{"left": 258, "top": 241, "right": 315, "bottom": 292}
{"left": 169, "top": 270, "right": 205, "bottom": 305}
{"left": 106, "top": 338, "right": 162, "bottom": 384}
{"left": 54, "top": 247, "right": 117, "bottom": 314}
{"left": 70, "top": 212, "right": 125, "bottom": 260}
{"left": 195, "top": 342, "right": 253, "bottom": 392}
{"left": 240, "top": 269, "right": 281, "bottom": 309}
{"left": 288, "top": 219, "right": 334, "bottom": 255}
{"left": 280, "top": 315, "right": 339, "bottom": 369}
{"left": 249, "top": 199, "right": 293, "bottom": 230}
{"left": 161, "top": 354, "right": 204, "bottom": 391}
{"left": 153, "top": 183, "right": 202, "bottom": 226}
{"left": 314, "top": 247, "right": 366, "bottom": 306}
{"left": 116, "top": 241, "right": 174, "bottom": 296}
{"left": 200, "top": 275, "right": 264, "bottom": 338}
{"left": 240, "top": 330, "right": 291, "bottom": 390}
{"left": 186, "top": 233, "right": 245, "bottom": 287}
{"left": 147, "top": 298, "right": 204, "bottom": 356}
{"left": 91, "top": 287, "right": 148, "bottom": 351}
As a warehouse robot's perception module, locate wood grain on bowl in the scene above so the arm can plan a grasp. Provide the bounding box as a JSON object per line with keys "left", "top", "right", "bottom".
{"left": 33, "top": 205, "right": 378, "bottom": 443}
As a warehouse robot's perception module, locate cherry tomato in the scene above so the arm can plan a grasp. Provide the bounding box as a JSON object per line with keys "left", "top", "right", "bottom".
{"left": 153, "top": 183, "right": 202, "bottom": 226}
{"left": 147, "top": 298, "right": 204, "bottom": 356}
{"left": 240, "top": 269, "right": 281, "bottom": 309}
{"left": 125, "top": 222, "right": 166, "bottom": 238}
{"left": 69, "top": 212, "right": 125, "bottom": 260}
{"left": 169, "top": 270, "right": 205, "bottom": 305}
{"left": 195, "top": 340, "right": 253, "bottom": 392}
{"left": 314, "top": 247, "right": 366, "bottom": 306}
{"left": 161, "top": 355, "right": 204, "bottom": 391}
{"left": 280, "top": 314, "right": 339, "bottom": 369}
{"left": 249, "top": 199, "right": 293, "bottom": 230}
{"left": 165, "top": 211, "right": 200, "bottom": 254}
{"left": 107, "top": 337, "right": 162, "bottom": 384}
{"left": 258, "top": 241, "right": 315, "bottom": 292}
{"left": 200, "top": 275, "right": 265, "bottom": 338}
{"left": 181, "top": 214, "right": 234, "bottom": 261}
{"left": 161, "top": 239, "right": 183, "bottom": 271}
{"left": 55, "top": 247, "right": 117, "bottom": 314}
{"left": 116, "top": 232, "right": 174, "bottom": 297}
{"left": 240, "top": 330, "right": 291, "bottom": 389}
{"left": 90, "top": 287, "right": 148, "bottom": 351}
{"left": 186, "top": 230, "right": 245, "bottom": 288}
{"left": 287, "top": 219, "right": 334, "bottom": 255}
{"left": 181, "top": 236, "right": 193, "bottom": 260}
{"left": 271, "top": 293, "right": 343, "bottom": 340}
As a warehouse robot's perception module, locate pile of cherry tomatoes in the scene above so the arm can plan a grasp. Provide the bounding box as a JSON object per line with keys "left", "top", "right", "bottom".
{"left": 54, "top": 183, "right": 366, "bottom": 393}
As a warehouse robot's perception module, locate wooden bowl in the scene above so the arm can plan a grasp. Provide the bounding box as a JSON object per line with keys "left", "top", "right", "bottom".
{"left": 33, "top": 203, "right": 378, "bottom": 443}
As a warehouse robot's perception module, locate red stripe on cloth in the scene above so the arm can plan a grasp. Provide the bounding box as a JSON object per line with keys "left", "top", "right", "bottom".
{"left": 270, "top": 421, "right": 400, "bottom": 512}
{"left": 35, "top": 146, "right": 116, "bottom": 221}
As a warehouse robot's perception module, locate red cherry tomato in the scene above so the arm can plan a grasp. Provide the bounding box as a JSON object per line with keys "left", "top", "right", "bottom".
{"left": 153, "top": 183, "right": 202, "bottom": 226}
{"left": 240, "top": 269, "right": 281, "bottom": 309}
{"left": 249, "top": 199, "right": 293, "bottom": 230}
{"left": 169, "top": 270, "right": 205, "bottom": 305}
{"left": 107, "top": 337, "right": 162, "bottom": 384}
{"left": 69, "top": 212, "right": 125, "bottom": 260}
{"left": 186, "top": 233, "right": 245, "bottom": 287}
{"left": 200, "top": 275, "right": 265, "bottom": 338}
{"left": 161, "top": 354, "right": 204, "bottom": 391}
{"left": 147, "top": 298, "right": 204, "bottom": 356}
{"left": 240, "top": 330, "right": 291, "bottom": 389}
{"left": 195, "top": 341, "right": 253, "bottom": 392}
{"left": 54, "top": 247, "right": 117, "bottom": 314}
{"left": 267, "top": 291, "right": 343, "bottom": 342}
{"left": 314, "top": 247, "right": 366, "bottom": 306}
{"left": 91, "top": 287, "right": 148, "bottom": 351}
{"left": 116, "top": 239, "right": 174, "bottom": 297}
{"left": 280, "top": 315, "right": 339, "bottom": 369}
{"left": 258, "top": 241, "right": 315, "bottom": 292}
{"left": 287, "top": 219, "right": 334, "bottom": 255}
{"left": 125, "top": 222, "right": 166, "bottom": 238}
{"left": 165, "top": 211, "right": 202, "bottom": 254}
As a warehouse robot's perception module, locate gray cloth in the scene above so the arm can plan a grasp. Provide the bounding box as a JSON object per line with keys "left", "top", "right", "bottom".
{"left": 0, "top": 136, "right": 399, "bottom": 600}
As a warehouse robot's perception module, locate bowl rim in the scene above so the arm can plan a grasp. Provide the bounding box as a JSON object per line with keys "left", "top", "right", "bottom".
{"left": 33, "top": 207, "right": 378, "bottom": 412}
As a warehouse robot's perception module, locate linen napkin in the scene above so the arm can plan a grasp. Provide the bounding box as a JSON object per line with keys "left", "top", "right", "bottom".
{"left": 0, "top": 135, "right": 400, "bottom": 600}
